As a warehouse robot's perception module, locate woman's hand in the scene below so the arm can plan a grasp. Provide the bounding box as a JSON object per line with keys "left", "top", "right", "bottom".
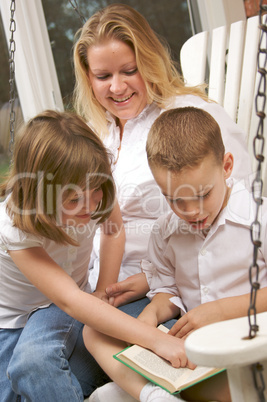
{"left": 106, "top": 273, "right": 149, "bottom": 307}
{"left": 93, "top": 289, "right": 109, "bottom": 303}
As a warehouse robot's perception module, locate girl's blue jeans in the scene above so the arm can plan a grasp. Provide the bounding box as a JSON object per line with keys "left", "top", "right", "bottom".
{"left": 0, "top": 304, "right": 109, "bottom": 401}
{"left": 0, "top": 299, "right": 177, "bottom": 401}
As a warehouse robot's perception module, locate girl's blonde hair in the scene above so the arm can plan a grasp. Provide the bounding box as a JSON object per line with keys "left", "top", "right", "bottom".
{"left": 73, "top": 3, "right": 208, "bottom": 137}
{"left": 0, "top": 110, "right": 115, "bottom": 245}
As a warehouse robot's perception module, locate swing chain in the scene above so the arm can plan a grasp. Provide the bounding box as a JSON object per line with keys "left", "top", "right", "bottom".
{"left": 248, "top": 2, "right": 267, "bottom": 340}
{"left": 249, "top": 3, "right": 267, "bottom": 400}
{"left": 252, "top": 363, "right": 266, "bottom": 402}
{"left": 68, "top": 0, "right": 86, "bottom": 25}
{"left": 9, "top": 0, "right": 16, "bottom": 155}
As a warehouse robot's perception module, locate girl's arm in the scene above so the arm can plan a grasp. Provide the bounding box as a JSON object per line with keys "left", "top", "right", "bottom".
{"left": 9, "top": 247, "right": 193, "bottom": 368}
{"left": 94, "top": 201, "right": 125, "bottom": 300}
{"left": 169, "top": 288, "right": 267, "bottom": 339}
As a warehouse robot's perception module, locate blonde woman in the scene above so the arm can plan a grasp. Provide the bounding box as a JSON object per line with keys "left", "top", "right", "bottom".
{"left": 71, "top": 4, "right": 251, "bottom": 398}
{"left": 73, "top": 3, "right": 251, "bottom": 293}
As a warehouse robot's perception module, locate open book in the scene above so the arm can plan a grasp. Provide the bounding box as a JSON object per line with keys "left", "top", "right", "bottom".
{"left": 113, "top": 325, "right": 224, "bottom": 394}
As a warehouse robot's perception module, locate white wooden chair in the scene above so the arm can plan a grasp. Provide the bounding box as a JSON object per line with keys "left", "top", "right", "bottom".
{"left": 185, "top": 312, "right": 267, "bottom": 401}
{"left": 180, "top": 15, "right": 267, "bottom": 194}
{"left": 181, "top": 16, "right": 267, "bottom": 401}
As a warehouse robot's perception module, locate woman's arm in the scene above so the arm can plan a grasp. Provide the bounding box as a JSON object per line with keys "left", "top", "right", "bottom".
{"left": 94, "top": 201, "right": 125, "bottom": 301}
{"left": 106, "top": 273, "right": 149, "bottom": 307}
{"left": 9, "top": 247, "right": 193, "bottom": 368}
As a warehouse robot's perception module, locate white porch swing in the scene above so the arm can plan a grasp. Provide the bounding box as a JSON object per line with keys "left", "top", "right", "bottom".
{"left": 181, "top": 4, "right": 267, "bottom": 401}
{"left": 3, "top": 1, "right": 267, "bottom": 401}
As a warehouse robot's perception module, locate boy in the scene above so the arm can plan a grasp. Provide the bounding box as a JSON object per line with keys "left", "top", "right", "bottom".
{"left": 86, "top": 107, "right": 267, "bottom": 402}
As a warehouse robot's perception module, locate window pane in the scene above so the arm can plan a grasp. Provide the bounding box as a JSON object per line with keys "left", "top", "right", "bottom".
{"left": 42, "top": 0, "right": 193, "bottom": 110}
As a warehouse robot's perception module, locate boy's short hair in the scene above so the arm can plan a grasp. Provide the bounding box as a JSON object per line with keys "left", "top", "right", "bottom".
{"left": 146, "top": 107, "right": 225, "bottom": 172}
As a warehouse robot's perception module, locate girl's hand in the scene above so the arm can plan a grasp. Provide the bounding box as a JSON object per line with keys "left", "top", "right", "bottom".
{"left": 168, "top": 301, "right": 224, "bottom": 339}
{"left": 153, "top": 331, "right": 196, "bottom": 369}
{"left": 106, "top": 273, "right": 149, "bottom": 307}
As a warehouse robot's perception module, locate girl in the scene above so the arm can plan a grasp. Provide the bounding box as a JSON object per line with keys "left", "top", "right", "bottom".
{"left": 0, "top": 110, "right": 191, "bottom": 402}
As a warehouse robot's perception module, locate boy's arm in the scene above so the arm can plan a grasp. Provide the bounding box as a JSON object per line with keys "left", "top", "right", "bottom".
{"left": 169, "top": 287, "right": 267, "bottom": 339}
{"left": 94, "top": 201, "right": 125, "bottom": 301}
{"left": 137, "top": 292, "right": 180, "bottom": 327}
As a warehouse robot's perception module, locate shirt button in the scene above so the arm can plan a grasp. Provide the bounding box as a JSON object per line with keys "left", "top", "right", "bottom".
{"left": 203, "top": 287, "right": 209, "bottom": 294}
{"left": 69, "top": 248, "right": 76, "bottom": 254}
{"left": 200, "top": 248, "right": 207, "bottom": 256}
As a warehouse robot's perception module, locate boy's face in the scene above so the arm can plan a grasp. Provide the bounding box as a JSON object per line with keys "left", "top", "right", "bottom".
{"left": 152, "top": 153, "right": 233, "bottom": 232}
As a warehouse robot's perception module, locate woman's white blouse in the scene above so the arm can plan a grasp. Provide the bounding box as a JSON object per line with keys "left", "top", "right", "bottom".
{"left": 89, "top": 95, "right": 252, "bottom": 289}
{"left": 0, "top": 199, "right": 97, "bottom": 328}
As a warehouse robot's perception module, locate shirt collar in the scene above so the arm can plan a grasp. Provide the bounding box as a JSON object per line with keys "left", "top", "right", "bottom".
{"left": 218, "top": 178, "right": 255, "bottom": 228}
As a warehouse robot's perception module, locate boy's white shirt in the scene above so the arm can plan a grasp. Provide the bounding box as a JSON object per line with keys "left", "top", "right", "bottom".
{"left": 142, "top": 178, "right": 267, "bottom": 315}
{"left": 0, "top": 197, "right": 97, "bottom": 328}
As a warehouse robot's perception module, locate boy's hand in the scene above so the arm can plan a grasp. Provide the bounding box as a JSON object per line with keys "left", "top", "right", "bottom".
{"left": 168, "top": 301, "right": 224, "bottom": 339}
{"left": 106, "top": 273, "right": 149, "bottom": 307}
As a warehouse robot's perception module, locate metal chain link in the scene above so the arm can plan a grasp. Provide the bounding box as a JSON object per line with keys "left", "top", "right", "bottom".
{"left": 68, "top": 0, "right": 86, "bottom": 25}
{"left": 252, "top": 363, "right": 266, "bottom": 402}
{"left": 9, "top": 0, "right": 16, "bottom": 155}
{"left": 248, "top": 2, "right": 267, "bottom": 400}
{"left": 248, "top": 1, "right": 267, "bottom": 340}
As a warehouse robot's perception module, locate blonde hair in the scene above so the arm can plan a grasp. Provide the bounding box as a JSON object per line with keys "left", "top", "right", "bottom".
{"left": 73, "top": 3, "right": 208, "bottom": 137}
{"left": 147, "top": 107, "right": 225, "bottom": 172}
{"left": 0, "top": 110, "right": 115, "bottom": 245}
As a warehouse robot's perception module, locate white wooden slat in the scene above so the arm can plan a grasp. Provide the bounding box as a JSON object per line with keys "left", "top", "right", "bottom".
{"left": 238, "top": 16, "right": 259, "bottom": 138}
{"left": 208, "top": 25, "right": 227, "bottom": 104}
{"left": 180, "top": 16, "right": 265, "bottom": 194}
{"left": 180, "top": 31, "right": 209, "bottom": 86}
{"left": 223, "top": 20, "right": 246, "bottom": 121}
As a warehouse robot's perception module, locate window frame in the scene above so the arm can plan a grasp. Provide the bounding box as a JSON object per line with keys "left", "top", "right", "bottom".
{"left": 0, "top": 0, "right": 246, "bottom": 122}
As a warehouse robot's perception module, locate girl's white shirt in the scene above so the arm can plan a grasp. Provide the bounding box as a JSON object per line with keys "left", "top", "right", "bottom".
{"left": 0, "top": 198, "right": 97, "bottom": 328}
{"left": 89, "top": 94, "right": 252, "bottom": 289}
{"left": 142, "top": 178, "right": 267, "bottom": 314}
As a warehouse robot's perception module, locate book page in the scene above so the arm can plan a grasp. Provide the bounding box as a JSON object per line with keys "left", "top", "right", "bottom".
{"left": 115, "top": 324, "right": 224, "bottom": 392}
{"left": 118, "top": 344, "right": 214, "bottom": 389}
{"left": 128, "top": 346, "right": 187, "bottom": 385}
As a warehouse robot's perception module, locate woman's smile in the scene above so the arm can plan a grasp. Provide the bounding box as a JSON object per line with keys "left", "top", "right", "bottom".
{"left": 88, "top": 39, "right": 148, "bottom": 128}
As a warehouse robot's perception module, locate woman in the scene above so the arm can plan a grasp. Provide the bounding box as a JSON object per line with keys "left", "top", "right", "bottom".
{"left": 72, "top": 4, "right": 251, "bottom": 398}
{"left": 73, "top": 3, "right": 251, "bottom": 291}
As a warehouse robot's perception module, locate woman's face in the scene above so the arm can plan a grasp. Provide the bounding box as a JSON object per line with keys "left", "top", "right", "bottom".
{"left": 87, "top": 39, "right": 148, "bottom": 129}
